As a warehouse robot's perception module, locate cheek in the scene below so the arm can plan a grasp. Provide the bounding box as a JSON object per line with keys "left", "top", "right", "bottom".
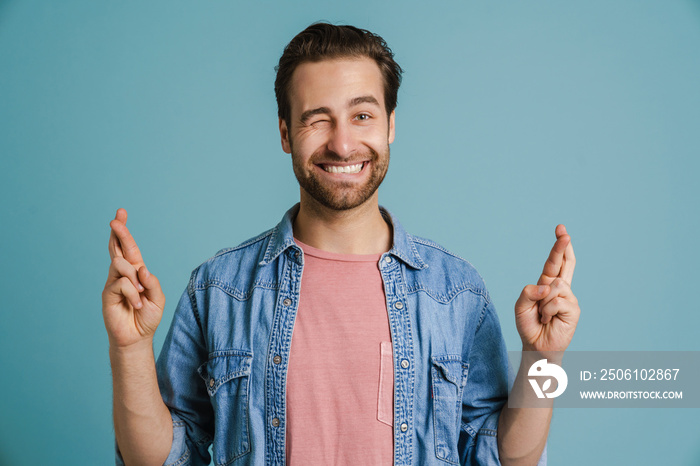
{"left": 365, "top": 132, "right": 391, "bottom": 150}
{"left": 360, "top": 123, "right": 391, "bottom": 142}
{"left": 293, "top": 132, "right": 328, "bottom": 157}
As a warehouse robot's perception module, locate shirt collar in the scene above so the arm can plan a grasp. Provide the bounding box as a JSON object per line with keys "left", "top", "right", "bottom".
{"left": 259, "top": 204, "right": 427, "bottom": 270}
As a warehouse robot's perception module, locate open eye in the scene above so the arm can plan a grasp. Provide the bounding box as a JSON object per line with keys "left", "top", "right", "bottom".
{"left": 354, "top": 113, "right": 371, "bottom": 121}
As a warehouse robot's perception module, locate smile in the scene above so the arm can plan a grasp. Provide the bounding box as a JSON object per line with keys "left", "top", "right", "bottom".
{"left": 321, "top": 162, "right": 365, "bottom": 174}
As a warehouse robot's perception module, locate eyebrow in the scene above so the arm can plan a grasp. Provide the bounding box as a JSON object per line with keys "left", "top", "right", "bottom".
{"left": 299, "top": 106, "right": 331, "bottom": 125}
{"left": 349, "top": 95, "right": 380, "bottom": 107}
{"left": 299, "top": 95, "right": 381, "bottom": 124}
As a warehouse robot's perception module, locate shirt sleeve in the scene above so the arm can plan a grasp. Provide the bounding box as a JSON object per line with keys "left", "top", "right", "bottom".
{"left": 156, "top": 269, "right": 214, "bottom": 465}
{"left": 459, "top": 299, "right": 547, "bottom": 465}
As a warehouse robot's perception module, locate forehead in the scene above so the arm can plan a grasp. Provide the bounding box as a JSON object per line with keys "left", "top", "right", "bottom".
{"left": 288, "top": 57, "right": 385, "bottom": 114}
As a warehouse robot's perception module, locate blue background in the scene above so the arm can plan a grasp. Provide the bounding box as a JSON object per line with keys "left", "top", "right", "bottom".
{"left": 1, "top": 1, "right": 699, "bottom": 464}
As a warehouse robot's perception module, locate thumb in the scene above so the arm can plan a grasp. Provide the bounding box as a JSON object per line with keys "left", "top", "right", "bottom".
{"left": 515, "top": 284, "right": 549, "bottom": 313}
{"left": 137, "top": 265, "right": 166, "bottom": 310}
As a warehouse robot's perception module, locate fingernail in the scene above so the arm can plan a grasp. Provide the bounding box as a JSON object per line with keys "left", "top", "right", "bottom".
{"left": 138, "top": 283, "right": 145, "bottom": 292}
{"left": 143, "top": 267, "right": 150, "bottom": 278}
{"left": 538, "top": 285, "right": 547, "bottom": 294}
{"left": 135, "top": 300, "right": 142, "bottom": 309}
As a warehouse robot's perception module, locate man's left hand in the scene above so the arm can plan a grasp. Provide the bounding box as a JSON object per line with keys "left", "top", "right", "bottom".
{"left": 514, "top": 225, "right": 580, "bottom": 352}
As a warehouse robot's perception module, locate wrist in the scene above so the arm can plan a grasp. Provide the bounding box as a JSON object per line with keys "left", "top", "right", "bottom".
{"left": 109, "top": 338, "right": 154, "bottom": 359}
{"left": 520, "top": 345, "right": 565, "bottom": 366}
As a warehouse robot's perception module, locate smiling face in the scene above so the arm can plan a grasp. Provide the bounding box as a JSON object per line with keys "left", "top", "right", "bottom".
{"left": 279, "top": 57, "right": 396, "bottom": 212}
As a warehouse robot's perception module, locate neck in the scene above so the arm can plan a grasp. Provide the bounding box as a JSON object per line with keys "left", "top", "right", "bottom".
{"left": 293, "top": 191, "right": 392, "bottom": 255}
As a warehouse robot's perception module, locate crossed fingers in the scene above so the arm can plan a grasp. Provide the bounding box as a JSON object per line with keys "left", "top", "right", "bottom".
{"left": 108, "top": 208, "right": 145, "bottom": 268}
{"left": 538, "top": 224, "right": 576, "bottom": 287}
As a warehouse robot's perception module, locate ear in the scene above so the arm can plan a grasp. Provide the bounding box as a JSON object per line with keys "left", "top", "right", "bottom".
{"left": 388, "top": 110, "right": 396, "bottom": 144}
{"left": 279, "top": 118, "right": 292, "bottom": 154}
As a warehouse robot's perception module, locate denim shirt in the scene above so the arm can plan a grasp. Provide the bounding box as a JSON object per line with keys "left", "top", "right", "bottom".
{"left": 117, "top": 205, "right": 536, "bottom": 466}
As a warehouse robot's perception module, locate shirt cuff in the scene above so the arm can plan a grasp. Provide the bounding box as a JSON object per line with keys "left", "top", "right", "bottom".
{"left": 114, "top": 413, "right": 191, "bottom": 466}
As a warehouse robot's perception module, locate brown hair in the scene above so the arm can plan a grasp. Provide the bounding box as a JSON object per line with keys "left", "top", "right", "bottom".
{"left": 275, "top": 22, "right": 403, "bottom": 125}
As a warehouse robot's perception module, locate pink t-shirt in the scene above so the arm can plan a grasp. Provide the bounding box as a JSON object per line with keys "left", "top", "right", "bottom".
{"left": 285, "top": 240, "right": 394, "bottom": 465}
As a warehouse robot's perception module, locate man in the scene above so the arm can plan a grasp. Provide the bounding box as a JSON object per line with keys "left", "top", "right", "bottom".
{"left": 103, "top": 23, "right": 579, "bottom": 465}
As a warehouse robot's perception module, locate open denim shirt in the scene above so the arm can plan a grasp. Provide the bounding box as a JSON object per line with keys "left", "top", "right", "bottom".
{"left": 117, "top": 205, "right": 544, "bottom": 465}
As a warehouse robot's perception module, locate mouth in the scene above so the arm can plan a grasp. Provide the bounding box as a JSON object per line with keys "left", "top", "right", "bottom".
{"left": 318, "top": 162, "right": 366, "bottom": 174}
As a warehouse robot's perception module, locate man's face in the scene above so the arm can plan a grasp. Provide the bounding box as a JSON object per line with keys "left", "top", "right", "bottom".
{"left": 279, "top": 57, "right": 396, "bottom": 211}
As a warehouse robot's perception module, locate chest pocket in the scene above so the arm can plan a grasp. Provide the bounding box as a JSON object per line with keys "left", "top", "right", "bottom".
{"left": 198, "top": 350, "right": 253, "bottom": 465}
{"left": 431, "top": 354, "right": 469, "bottom": 464}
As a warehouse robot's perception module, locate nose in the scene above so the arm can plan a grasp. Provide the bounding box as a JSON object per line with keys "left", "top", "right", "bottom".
{"left": 326, "top": 120, "right": 358, "bottom": 159}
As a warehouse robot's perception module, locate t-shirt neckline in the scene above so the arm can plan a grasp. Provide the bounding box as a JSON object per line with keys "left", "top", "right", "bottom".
{"left": 294, "top": 238, "right": 383, "bottom": 263}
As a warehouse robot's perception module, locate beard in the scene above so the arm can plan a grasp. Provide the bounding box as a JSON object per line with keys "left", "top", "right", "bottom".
{"left": 291, "top": 145, "right": 390, "bottom": 211}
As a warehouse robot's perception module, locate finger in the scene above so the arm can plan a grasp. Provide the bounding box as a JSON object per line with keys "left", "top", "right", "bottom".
{"left": 555, "top": 224, "right": 567, "bottom": 238}
{"left": 515, "top": 284, "right": 550, "bottom": 314}
{"left": 539, "top": 277, "right": 577, "bottom": 308}
{"left": 107, "top": 256, "right": 145, "bottom": 293}
{"left": 560, "top": 235, "right": 576, "bottom": 286}
{"left": 108, "top": 209, "right": 128, "bottom": 260}
{"left": 104, "top": 276, "right": 143, "bottom": 310}
{"left": 109, "top": 230, "right": 122, "bottom": 260}
{"left": 137, "top": 265, "right": 165, "bottom": 310}
{"left": 538, "top": 297, "right": 579, "bottom": 325}
{"left": 539, "top": 296, "right": 565, "bottom": 324}
{"left": 109, "top": 217, "right": 144, "bottom": 267}
{"left": 538, "top": 228, "right": 570, "bottom": 286}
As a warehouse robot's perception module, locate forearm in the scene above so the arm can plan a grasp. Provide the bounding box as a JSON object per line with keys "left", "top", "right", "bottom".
{"left": 497, "top": 352, "right": 553, "bottom": 465}
{"left": 110, "top": 339, "right": 173, "bottom": 466}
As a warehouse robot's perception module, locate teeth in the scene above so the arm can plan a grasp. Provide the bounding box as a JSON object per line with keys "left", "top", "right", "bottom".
{"left": 323, "top": 163, "right": 363, "bottom": 174}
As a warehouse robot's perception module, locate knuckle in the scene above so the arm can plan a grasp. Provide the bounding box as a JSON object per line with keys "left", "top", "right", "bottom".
{"left": 117, "top": 276, "right": 132, "bottom": 289}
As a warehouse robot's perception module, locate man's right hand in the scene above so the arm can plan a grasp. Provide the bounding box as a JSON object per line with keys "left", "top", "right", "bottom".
{"left": 102, "top": 208, "right": 166, "bottom": 349}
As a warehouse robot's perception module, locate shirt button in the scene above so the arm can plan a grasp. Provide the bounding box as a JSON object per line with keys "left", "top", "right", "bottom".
{"left": 283, "top": 298, "right": 292, "bottom": 306}
{"left": 209, "top": 378, "right": 215, "bottom": 388}
{"left": 384, "top": 256, "right": 392, "bottom": 263}
{"left": 273, "top": 355, "right": 282, "bottom": 364}
{"left": 294, "top": 251, "right": 300, "bottom": 259}
{"left": 271, "top": 418, "right": 280, "bottom": 427}
{"left": 401, "top": 359, "right": 410, "bottom": 369}
{"left": 394, "top": 301, "right": 404, "bottom": 310}
{"left": 400, "top": 423, "right": 408, "bottom": 432}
